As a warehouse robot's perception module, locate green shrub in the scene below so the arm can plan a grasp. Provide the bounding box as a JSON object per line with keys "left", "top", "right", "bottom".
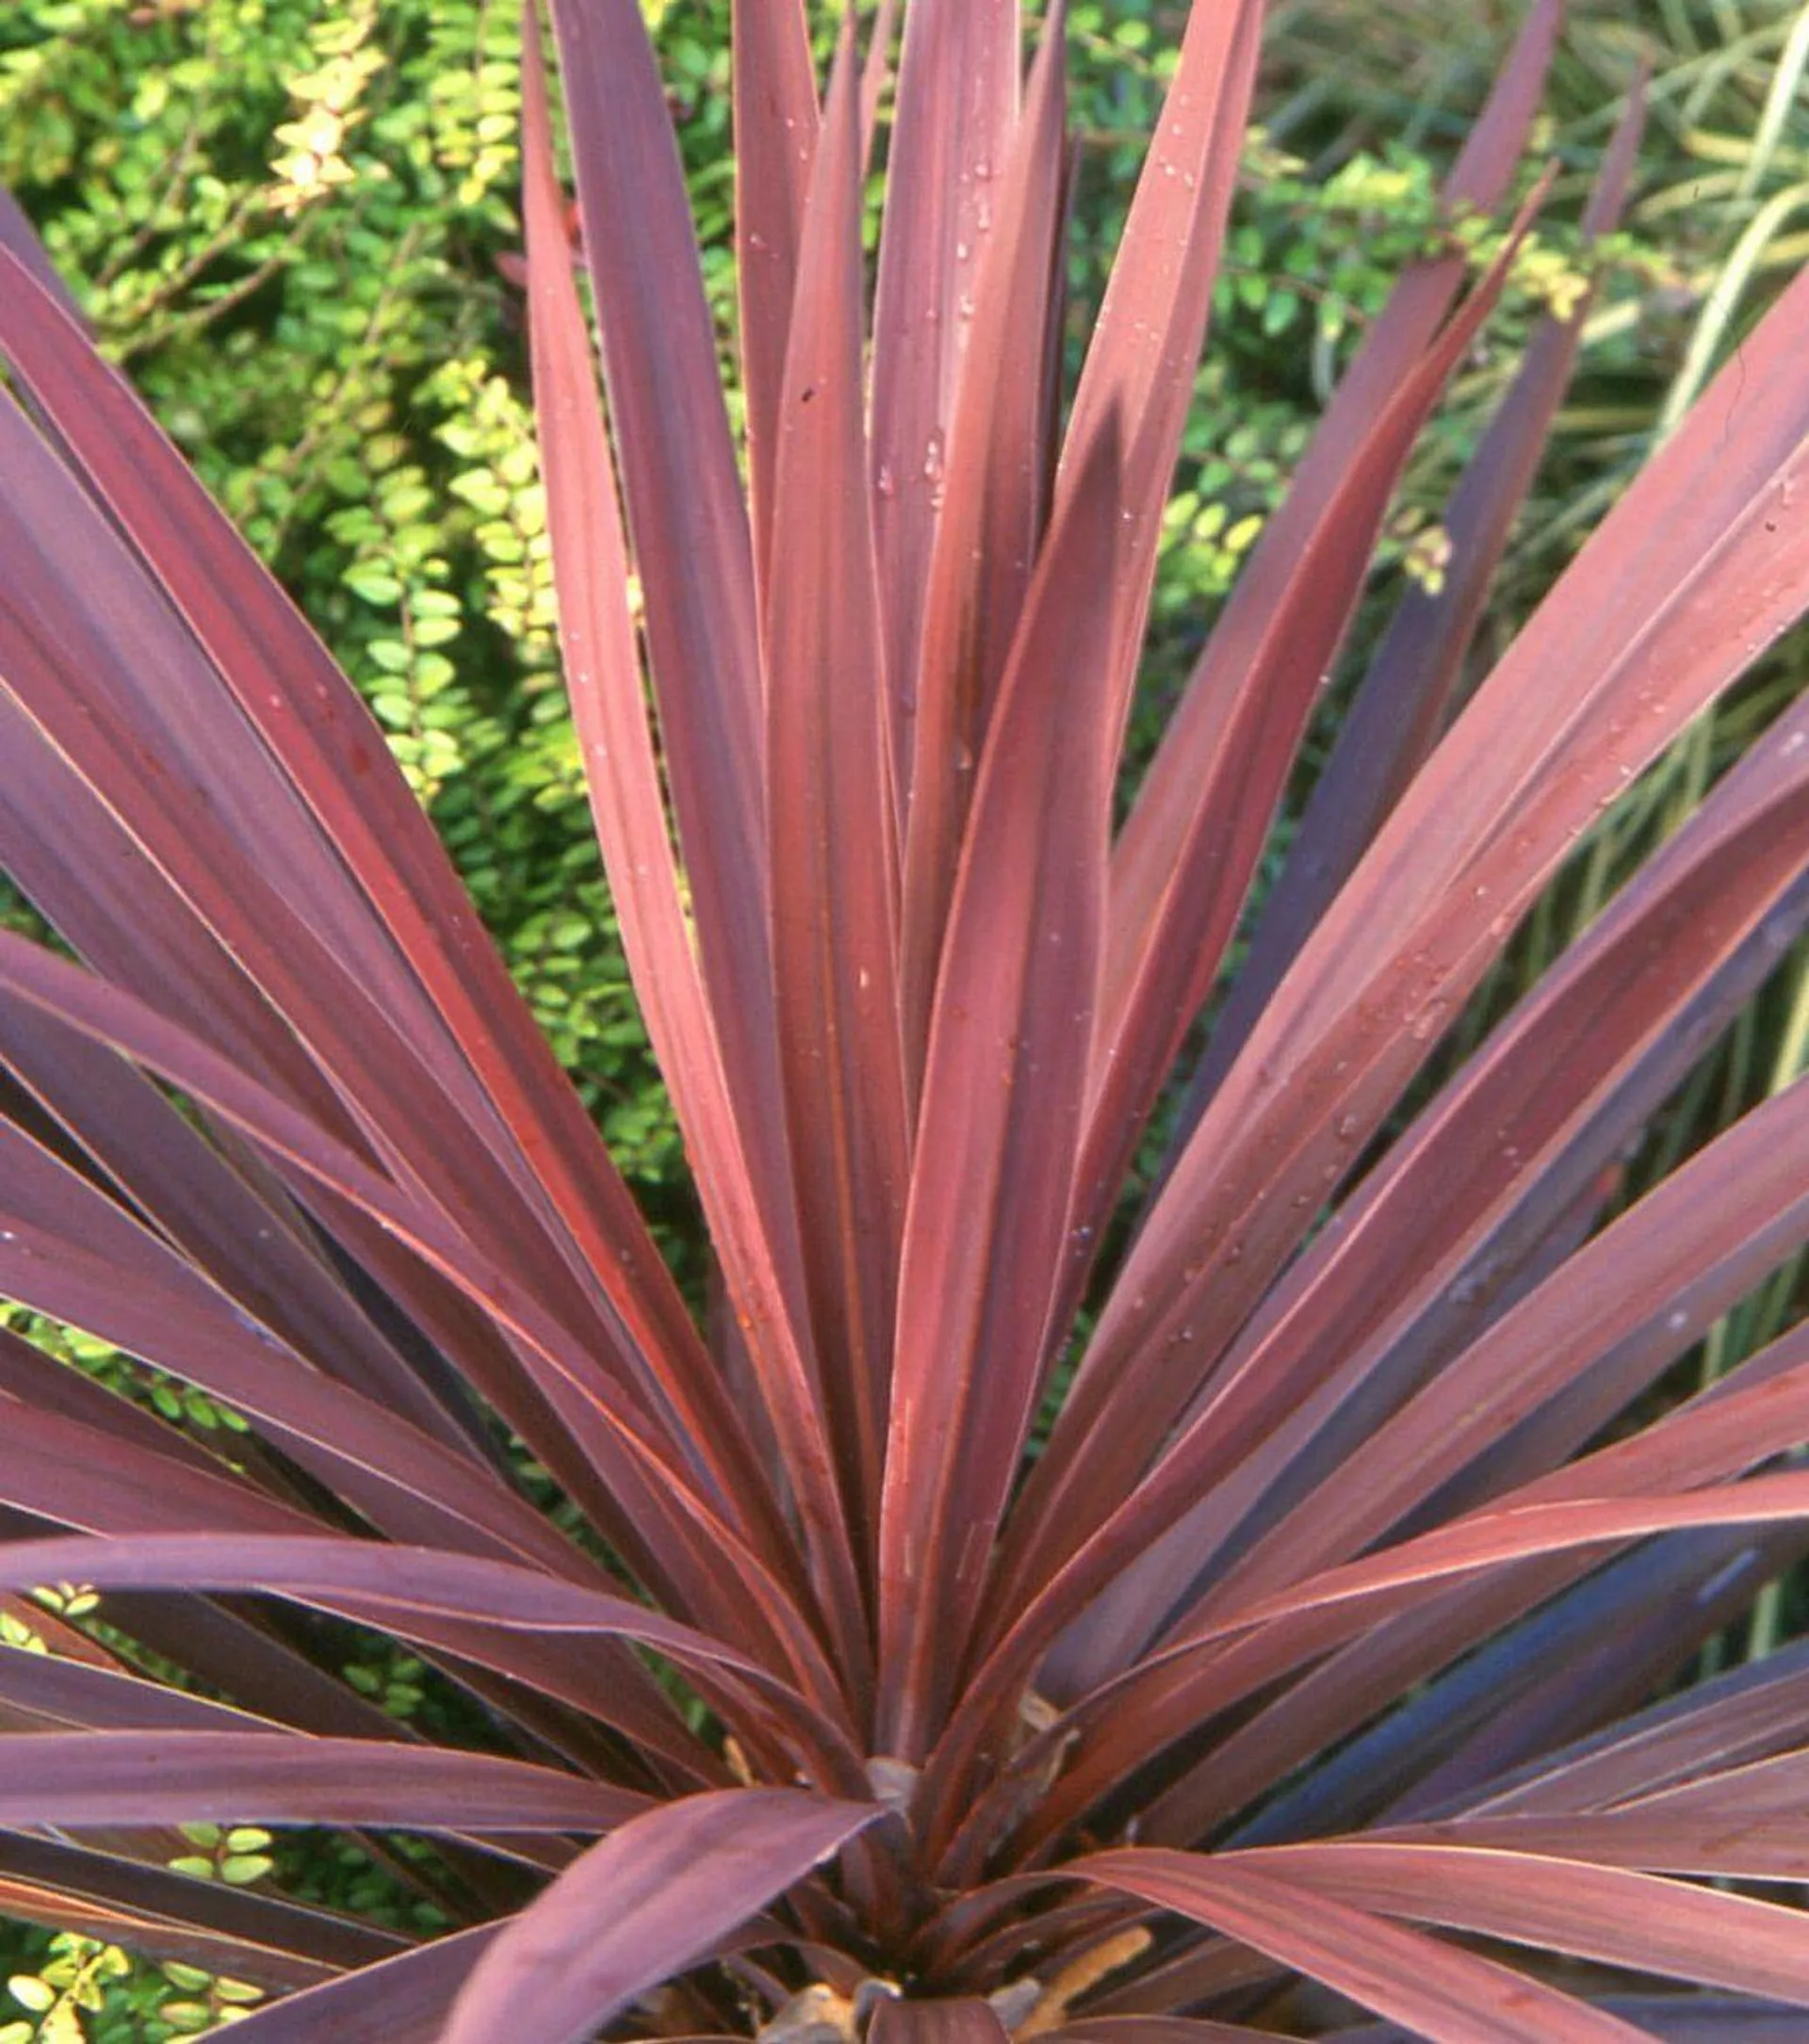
{"left": 1, "top": 0, "right": 688, "bottom": 1190}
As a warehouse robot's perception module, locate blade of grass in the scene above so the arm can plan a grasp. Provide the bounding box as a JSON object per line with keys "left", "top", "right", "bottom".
{"left": 1074, "top": 1850, "right": 1647, "bottom": 2042}
{"left": 870, "top": 0, "right": 1023, "bottom": 834}
{"left": 764, "top": 24, "right": 911, "bottom": 1570}
{"left": 898, "top": 0, "right": 1069, "bottom": 1096}
{"left": 440, "top": 1792, "right": 880, "bottom": 2044}
{"left": 876, "top": 420, "right": 1125, "bottom": 1759}
{"left": 185, "top": 1926, "right": 497, "bottom": 2043}
{"left": 0, "top": 1733, "right": 649, "bottom": 1834}
{"left": 733, "top": 0, "right": 820, "bottom": 596}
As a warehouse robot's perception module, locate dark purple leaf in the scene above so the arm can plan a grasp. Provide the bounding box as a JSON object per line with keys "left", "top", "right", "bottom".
{"left": 440, "top": 1792, "right": 880, "bottom": 2044}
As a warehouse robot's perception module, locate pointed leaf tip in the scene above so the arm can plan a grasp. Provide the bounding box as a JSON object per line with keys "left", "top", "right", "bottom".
{"left": 440, "top": 1792, "right": 881, "bottom": 2044}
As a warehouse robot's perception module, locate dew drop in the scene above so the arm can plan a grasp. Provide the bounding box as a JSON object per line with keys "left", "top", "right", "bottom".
{"left": 1407, "top": 998, "right": 1450, "bottom": 1043}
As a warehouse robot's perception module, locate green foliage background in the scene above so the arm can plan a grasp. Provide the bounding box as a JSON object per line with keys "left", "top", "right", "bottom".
{"left": 1, "top": 0, "right": 1806, "bottom": 2035}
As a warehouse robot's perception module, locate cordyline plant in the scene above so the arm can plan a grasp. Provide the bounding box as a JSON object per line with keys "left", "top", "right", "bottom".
{"left": 5, "top": 0, "right": 1809, "bottom": 2036}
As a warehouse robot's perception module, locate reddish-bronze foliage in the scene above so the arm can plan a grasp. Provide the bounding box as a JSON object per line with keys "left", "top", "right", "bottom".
{"left": 2, "top": 1, "right": 1809, "bottom": 2036}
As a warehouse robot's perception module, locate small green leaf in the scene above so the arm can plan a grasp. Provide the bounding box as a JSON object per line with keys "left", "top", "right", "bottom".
{"left": 344, "top": 567, "right": 403, "bottom": 604}
{"left": 40, "top": 2003, "right": 83, "bottom": 2044}
{"left": 449, "top": 471, "right": 510, "bottom": 515}
{"left": 1224, "top": 513, "right": 1264, "bottom": 554}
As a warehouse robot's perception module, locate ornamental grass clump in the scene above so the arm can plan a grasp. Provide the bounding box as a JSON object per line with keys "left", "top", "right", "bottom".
{"left": 4, "top": 0, "right": 1809, "bottom": 2036}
